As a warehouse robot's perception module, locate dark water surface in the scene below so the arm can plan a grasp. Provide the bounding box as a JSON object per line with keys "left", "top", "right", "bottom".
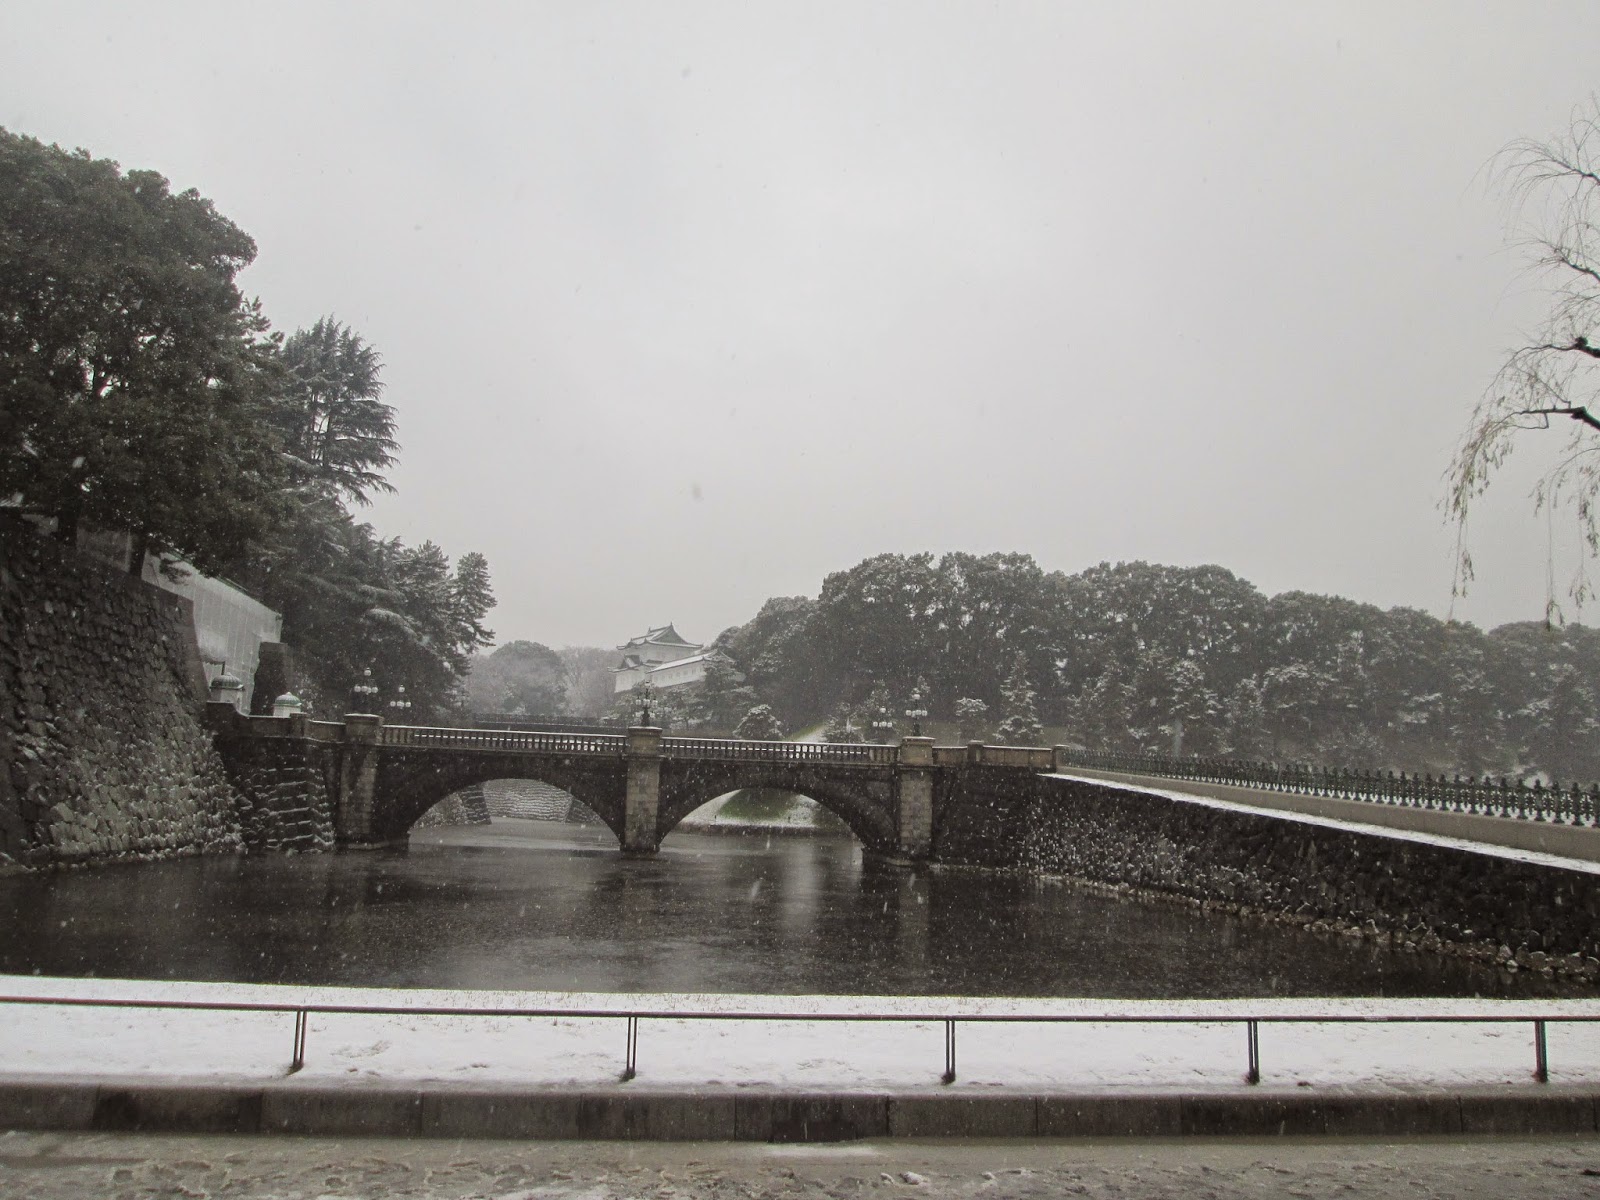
{"left": 0, "top": 819, "right": 1585, "bottom": 998}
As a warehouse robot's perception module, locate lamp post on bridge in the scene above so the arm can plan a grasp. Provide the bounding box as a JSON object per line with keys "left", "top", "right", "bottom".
{"left": 905, "top": 689, "right": 928, "bottom": 739}
{"left": 871, "top": 707, "right": 895, "bottom": 743}
{"left": 387, "top": 685, "right": 412, "bottom": 722}
{"left": 635, "top": 679, "right": 657, "bottom": 728}
{"left": 348, "top": 667, "right": 379, "bottom": 716}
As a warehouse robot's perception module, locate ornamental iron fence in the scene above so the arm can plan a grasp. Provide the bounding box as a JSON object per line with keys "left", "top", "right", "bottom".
{"left": 1057, "top": 750, "right": 1600, "bottom": 828}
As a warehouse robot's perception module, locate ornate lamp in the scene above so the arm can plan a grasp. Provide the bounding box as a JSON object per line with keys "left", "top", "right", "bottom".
{"left": 349, "top": 667, "right": 379, "bottom": 715}
{"left": 870, "top": 706, "right": 895, "bottom": 741}
{"left": 905, "top": 689, "right": 928, "bottom": 738}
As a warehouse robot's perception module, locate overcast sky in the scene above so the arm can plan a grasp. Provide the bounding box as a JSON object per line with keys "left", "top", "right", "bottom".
{"left": 5, "top": 3, "right": 1599, "bottom": 649}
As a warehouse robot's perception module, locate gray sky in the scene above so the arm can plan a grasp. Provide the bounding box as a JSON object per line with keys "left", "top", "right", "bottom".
{"left": 5, "top": 2, "right": 1599, "bottom": 648}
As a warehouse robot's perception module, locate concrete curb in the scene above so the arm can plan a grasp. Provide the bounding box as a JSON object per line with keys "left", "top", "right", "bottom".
{"left": 1, "top": 1078, "right": 1597, "bottom": 1141}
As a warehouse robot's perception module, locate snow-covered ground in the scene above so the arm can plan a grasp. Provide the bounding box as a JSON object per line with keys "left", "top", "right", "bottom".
{"left": 1, "top": 975, "right": 1597, "bottom": 1092}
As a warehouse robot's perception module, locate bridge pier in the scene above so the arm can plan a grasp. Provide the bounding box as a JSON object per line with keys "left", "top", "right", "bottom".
{"left": 334, "top": 713, "right": 387, "bottom": 849}
{"left": 622, "top": 725, "right": 662, "bottom": 856}
{"left": 892, "top": 736, "right": 935, "bottom": 863}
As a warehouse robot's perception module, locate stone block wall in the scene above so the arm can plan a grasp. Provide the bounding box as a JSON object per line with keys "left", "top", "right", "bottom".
{"left": 0, "top": 518, "right": 241, "bottom": 868}
{"left": 933, "top": 771, "right": 1600, "bottom": 983}
{"left": 211, "top": 726, "right": 337, "bottom": 852}
{"left": 413, "top": 784, "right": 493, "bottom": 829}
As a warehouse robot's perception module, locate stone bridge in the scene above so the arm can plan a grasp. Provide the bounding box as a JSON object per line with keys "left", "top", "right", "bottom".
{"left": 207, "top": 708, "right": 1064, "bottom": 862}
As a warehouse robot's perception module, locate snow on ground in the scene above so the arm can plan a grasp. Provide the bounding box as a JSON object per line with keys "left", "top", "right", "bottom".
{"left": 1, "top": 976, "right": 1597, "bottom": 1092}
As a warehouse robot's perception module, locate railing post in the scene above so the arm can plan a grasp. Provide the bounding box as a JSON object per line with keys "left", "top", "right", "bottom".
{"left": 623, "top": 1015, "right": 639, "bottom": 1081}
{"left": 1245, "top": 1019, "right": 1260, "bottom": 1084}
{"left": 1534, "top": 1019, "right": 1549, "bottom": 1083}
{"left": 290, "top": 1009, "right": 308, "bottom": 1072}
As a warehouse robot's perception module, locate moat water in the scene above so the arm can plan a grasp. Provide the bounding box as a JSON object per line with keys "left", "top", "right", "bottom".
{"left": 0, "top": 819, "right": 1584, "bottom": 998}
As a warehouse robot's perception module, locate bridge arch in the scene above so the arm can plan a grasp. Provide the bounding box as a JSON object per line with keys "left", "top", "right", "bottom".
{"left": 656, "top": 762, "right": 896, "bottom": 853}
{"left": 371, "top": 749, "right": 628, "bottom": 846}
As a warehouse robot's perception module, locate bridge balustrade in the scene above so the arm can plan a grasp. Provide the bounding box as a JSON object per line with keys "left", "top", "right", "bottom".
{"left": 660, "top": 737, "right": 897, "bottom": 765}
{"left": 379, "top": 725, "right": 628, "bottom": 755}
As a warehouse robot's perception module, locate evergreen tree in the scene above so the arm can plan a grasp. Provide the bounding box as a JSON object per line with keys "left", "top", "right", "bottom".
{"left": 734, "top": 704, "right": 784, "bottom": 741}
{"left": 272, "top": 317, "right": 398, "bottom": 506}
{"left": 1079, "top": 668, "right": 1135, "bottom": 752}
{"left": 954, "top": 697, "right": 990, "bottom": 743}
{"left": 823, "top": 703, "right": 863, "bottom": 743}
{"left": 0, "top": 129, "right": 287, "bottom": 573}
{"left": 683, "top": 651, "right": 757, "bottom": 731}
{"left": 1222, "top": 677, "right": 1270, "bottom": 759}
{"left": 995, "top": 654, "right": 1044, "bottom": 745}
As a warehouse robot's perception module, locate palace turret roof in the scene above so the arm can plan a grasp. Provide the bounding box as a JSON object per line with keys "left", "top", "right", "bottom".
{"left": 617, "top": 624, "right": 700, "bottom": 652}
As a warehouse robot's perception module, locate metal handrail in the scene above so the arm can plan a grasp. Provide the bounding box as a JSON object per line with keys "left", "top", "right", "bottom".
{"left": 2, "top": 993, "right": 1590, "bottom": 1086}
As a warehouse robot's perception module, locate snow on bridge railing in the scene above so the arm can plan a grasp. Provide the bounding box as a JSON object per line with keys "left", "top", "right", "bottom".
{"left": 661, "top": 737, "right": 898, "bottom": 765}
{"left": 1057, "top": 750, "right": 1600, "bottom": 828}
{"left": 380, "top": 726, "right": 627, "bottom": 755}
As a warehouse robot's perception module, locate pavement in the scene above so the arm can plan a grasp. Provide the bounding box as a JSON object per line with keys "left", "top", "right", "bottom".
{"left": 4, "top": 1075, "right": 1600, "bottom": 1141}
{"left": 3, "top": 1128, "right": 1600, "bottom": 1198}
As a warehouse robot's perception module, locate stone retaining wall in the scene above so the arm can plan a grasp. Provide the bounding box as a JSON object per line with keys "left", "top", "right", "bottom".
{"left": 413, "top": 784, "right": 492, "bottom": 829}
{"left": 0, "top": 518, "right": 241, "bottom": 868}
{"left": 933, "top": 770, "right": 1600, "bottom": 983}
{"left": 211, "top": 729, "right": 337, "bottom": 852}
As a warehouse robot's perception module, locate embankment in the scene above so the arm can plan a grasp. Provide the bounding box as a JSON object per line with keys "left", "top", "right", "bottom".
{"left": 933, "top": 767, "right": 1600, "bottom": 983}
{"left": 0, "top": 518, "right": 240, "bottom": 868}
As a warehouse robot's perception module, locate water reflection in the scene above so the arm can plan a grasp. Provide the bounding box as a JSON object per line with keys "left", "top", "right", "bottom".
{"left": 0, "top": 819, "right": 1586, "bottom": 998}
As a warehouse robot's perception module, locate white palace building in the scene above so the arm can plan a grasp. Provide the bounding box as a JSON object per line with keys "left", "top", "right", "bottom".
{"left": 611, "top": 624, "right": 712, "bottom": 694}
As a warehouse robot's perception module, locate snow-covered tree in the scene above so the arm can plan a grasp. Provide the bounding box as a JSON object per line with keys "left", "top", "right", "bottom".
{"left": 734, "top": 704, "right": 783, "bottom": 741}
{"left": 954, "top": 697, "right": 990, "bottom": 743}
{"left": 1222, "top": 676, "right": 1270, "bottom": 759}
{"left": 823, "top": 704, "right": 863, "bottom": 743}
{"left": 995, "top": 654, "right": 1044, "bottom": 745}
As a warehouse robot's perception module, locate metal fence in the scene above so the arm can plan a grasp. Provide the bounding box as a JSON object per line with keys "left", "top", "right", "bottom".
{"left": 0, "top": 992, "right": 1590, "bottom": 1086}
{"left": 1058, "top": 750, "right": 1600, "bottom": 827}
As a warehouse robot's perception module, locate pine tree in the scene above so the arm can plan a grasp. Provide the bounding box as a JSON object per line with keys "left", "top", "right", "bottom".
{"left": 273, "top": 317, "right": 399, "bottom": 506}
{"left": 954, "top": 697, "right": 990, "bottom": 743}
{"left": 735, "top": 704, "right": 784, "bottom": 741}
{"left": 995, "top": 654, "right": 1044, "bottom": 745}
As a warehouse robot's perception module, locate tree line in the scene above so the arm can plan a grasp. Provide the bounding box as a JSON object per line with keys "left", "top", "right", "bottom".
{"left": 697, "top": 553, "right": 1599, "bottom": 783}
{"left": 0, "top": 129, "right": 494, "bottom": 718}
